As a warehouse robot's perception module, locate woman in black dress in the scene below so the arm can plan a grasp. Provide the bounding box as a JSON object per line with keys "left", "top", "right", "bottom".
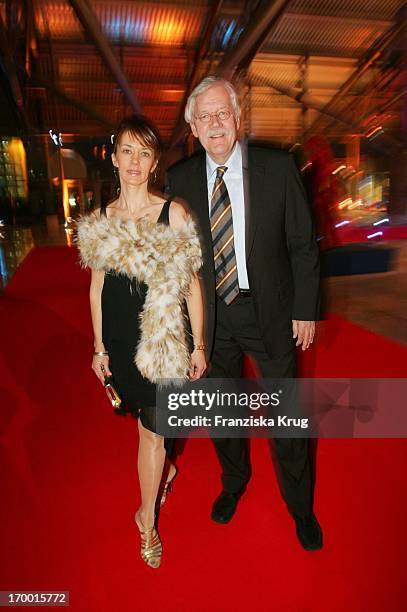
{"left": 78, "top": 116, "right": 206, "bottom": 568}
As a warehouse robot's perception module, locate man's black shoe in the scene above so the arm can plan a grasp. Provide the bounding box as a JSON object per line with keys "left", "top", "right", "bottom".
{"left": 293, "top": 513, "right": 323, "bottom": 551}
{"left": 211, "top": 491, "right": 242, "bottom": 524}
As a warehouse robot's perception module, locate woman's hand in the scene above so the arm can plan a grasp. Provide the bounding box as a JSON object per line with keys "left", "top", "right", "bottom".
{"left": 92, "top": 354, "right": 111, "bottom": 384}
{"left": 189, "top": 349, "right": 207, "bottom": 380}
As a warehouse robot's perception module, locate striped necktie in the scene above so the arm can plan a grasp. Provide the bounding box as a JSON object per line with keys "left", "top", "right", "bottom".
{"left": 210, "top": 166, "right": 239, "bottom": 305}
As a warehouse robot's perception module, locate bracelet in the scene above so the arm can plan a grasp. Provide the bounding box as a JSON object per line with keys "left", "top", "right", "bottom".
{"left": 194, "top": 344, "right": 206, "bottom": 351}
{"left": 94, "top": 351, "right": 109, "bottom": 356}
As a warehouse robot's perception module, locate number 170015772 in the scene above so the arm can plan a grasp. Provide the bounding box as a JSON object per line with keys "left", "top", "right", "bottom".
{"left": 0, "top": 592, "right": 69, "bottom": 606}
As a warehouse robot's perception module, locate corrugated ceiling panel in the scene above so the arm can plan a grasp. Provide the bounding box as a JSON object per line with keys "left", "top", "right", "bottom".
{"left": 39, "top": 45, "right": 188, "bottom": 85}
{"left": 250, "top": 90, "right": 300, "bottom": 108}
{"left": 123, "top": 50, "right": 188, "bottom": 82}
{"left": 250, "top": 55, "right": 302, "bottom": 89}
{"left": 99, "top": 1, "right": 206, "bottom": 45}
{"left": 60, "top": 82, "right": 185, "bottom": 106}
{"left": 61, "top": 84, "right": 123, "bottom": 105}
{"left": 306, "top": 57, "right": 359, "bottom": 90}
{"left": 55, "top": 55, "right": 109, "bottom": 81}
{"left": 263, "top": 12, "right": 390, "bottom": 57}
{"left": 34, "top": 0, "right": 208, "bottom": 45}
{"left": 35, "top": 1, "right": 83, "bottom": 40}
{"left": 248, "top": 106, "right": 304, "bottom": 140}
{"left": 250, "top": 55, "right": 357, "bottom": 92}
{"left": 289, "top": 0, "right": 405, "bottom": 20}
{"left": 134, "top": 84, "right": 185, "bottom": 104}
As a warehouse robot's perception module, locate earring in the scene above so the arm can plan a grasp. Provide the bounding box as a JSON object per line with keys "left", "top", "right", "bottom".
{"left": 113, "top": 166, "right": 120, "bottom": 194}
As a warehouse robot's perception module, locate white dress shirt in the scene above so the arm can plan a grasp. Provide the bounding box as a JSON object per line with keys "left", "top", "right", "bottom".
{"left": 206, "top": 142, "right": 249, "bottom": 290}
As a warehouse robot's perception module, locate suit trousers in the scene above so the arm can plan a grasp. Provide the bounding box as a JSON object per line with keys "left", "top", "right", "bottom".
{"left": 209, "top": 294, "right": 313, "bottom": 517}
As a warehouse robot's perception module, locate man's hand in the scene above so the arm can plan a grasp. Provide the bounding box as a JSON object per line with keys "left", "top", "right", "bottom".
{"left": 292, "top": 320, "right": 315, "bottom": 351}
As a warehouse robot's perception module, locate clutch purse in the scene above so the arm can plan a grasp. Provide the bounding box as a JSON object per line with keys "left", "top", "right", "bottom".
{"left": 104, "top": 376, "right": 122, "bottom": 410}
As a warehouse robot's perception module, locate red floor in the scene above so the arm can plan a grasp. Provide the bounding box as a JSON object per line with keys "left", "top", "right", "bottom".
{"left": 1, "top": 246, "right": 406, "bottom": 612}
{"left": 335, "top": 223, "right": 407, "bottom": 244}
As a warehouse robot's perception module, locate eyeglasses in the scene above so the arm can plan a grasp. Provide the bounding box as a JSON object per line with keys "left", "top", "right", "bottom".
{"left": 195, "top": 109, "right": 232, "bottom": 124}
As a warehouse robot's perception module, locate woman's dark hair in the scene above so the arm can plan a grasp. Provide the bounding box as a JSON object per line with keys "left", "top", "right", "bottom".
{"left": 112, "top": 114, "right": 162, "bottom": 161}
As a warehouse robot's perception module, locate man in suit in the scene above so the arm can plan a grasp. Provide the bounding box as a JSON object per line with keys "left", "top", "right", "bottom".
{"left": 166, "top": 76, "right": 322, "bottom": 550}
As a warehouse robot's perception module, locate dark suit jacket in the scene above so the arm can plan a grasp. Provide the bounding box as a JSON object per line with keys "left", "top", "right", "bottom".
{"left": 165, "top": 144, "right": 320, "bottom": 359}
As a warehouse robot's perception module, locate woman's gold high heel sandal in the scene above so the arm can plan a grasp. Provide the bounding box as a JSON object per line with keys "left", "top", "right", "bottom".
{"left": 160, "top": 467, "right": 177, "bottom": 507}
{"left": 134, "top": 511, "right": 162, "bottom": 569}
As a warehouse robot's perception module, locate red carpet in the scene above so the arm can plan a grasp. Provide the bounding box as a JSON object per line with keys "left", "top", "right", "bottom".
{"left": 1, "top": 246, "right": 407, "bottom": 612}
{"left": 335, "top": 224, "right": 407, "bottom": 244}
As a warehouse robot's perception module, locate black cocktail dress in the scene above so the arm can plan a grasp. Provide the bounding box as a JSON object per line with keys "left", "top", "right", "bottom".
{"left": 100, "top": 199, "right": 173, "bottom": 442}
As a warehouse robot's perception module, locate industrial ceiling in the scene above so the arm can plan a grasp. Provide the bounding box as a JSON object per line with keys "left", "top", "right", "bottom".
{"left": 0, "top": 0, "right": 405, "bottom": 148}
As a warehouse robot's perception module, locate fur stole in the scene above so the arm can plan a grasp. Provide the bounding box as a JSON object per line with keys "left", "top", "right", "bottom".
{"left": 76, "top": 213, "right": 202, "bottom": 386}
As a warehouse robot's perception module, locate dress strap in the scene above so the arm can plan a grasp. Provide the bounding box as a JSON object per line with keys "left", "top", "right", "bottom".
{"left": 157, "top": 199, "right": 171, "bottom": 226}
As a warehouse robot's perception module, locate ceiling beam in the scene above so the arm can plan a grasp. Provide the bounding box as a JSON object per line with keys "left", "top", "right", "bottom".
{"left": 170, "top": 0, "right": 291, "bottom": 146}
{"left": 0, "top": 12, "right": 30, "bottom": 132}
{"left": 254, "top": 76, "right": 352, "bottom": 126}
{"left": 254, "top": 75, "right": 403, "bottom": 151}
{"left": 216, "top": 0, "right": 291, "bottom": 79}
{"left": 170, "top": 0, "right": 224, "bottom": 147}
{"left": 305, "top": 19, "right": 405, "bottom": 136}
{"left": 35, "top": 39, "right": 189, "bottom": 60}
{"left": 368, "top": 88, "right": 406, "bottom": 118}
{"left": 68, "top": 0, "right": 142, "bottom": 114}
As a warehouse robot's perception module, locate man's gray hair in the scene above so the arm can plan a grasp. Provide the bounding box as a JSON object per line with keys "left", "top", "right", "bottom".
{"left": 184, "top": 76, "right": 241, "bottom": 124}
